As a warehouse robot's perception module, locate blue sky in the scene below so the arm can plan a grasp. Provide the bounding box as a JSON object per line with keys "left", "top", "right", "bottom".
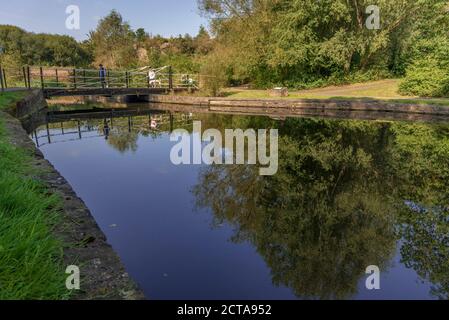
{"left": 0, "top": 0, "right": 208, "bottom": 40}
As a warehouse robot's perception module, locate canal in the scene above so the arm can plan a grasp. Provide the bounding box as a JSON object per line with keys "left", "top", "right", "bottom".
{"left": 30, "top": 105, "right": 449, "bottom": 300}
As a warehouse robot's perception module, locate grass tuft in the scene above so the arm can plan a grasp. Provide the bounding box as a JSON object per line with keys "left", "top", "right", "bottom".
{"left": 0, "top": 91, "right": 26, "bottom": 111}
{"left": 0, "top": 92, "right": 70, "bottom": 300}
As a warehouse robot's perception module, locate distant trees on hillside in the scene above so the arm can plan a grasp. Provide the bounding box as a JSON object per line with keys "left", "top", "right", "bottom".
{"left": 0, "top": 25, "right": 92, "bottom": 68}
{"left": 0, "top": 10, "right": 213, "bottom": 74}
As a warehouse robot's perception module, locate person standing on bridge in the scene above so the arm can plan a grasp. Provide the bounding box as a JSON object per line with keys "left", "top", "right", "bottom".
{"left": 99, "top": 64, "right": 107, "bottom": 89}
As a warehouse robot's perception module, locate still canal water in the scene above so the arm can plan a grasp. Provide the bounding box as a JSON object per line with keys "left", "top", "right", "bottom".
{"left": 32, "top": 107, "right": 449, "bottom": 300}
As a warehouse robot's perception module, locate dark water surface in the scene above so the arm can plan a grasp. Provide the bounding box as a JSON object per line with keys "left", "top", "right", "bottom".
{"left": 32, "top": 108, "right": 449, "bottom": 300}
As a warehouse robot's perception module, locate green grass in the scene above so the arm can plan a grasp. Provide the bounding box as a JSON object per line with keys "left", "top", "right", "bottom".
{"left": 0, "top": 91, "right": 26, "bottom": 111}
{"left": 0, "top": 92, "right": 70, "bottom": 300}
{"left": 222, "top": 79, "right": 449, "bottom": 107}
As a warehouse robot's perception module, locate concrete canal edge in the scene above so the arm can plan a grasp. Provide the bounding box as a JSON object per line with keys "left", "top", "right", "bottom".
{"left": 145, "top": 94, "right": 449, "bottom": 117}
{"left": 48, "top": 92, "right": 449, "bottom": 119}
{"left": 1, "top": 89, "right": 145, "bottom": 300}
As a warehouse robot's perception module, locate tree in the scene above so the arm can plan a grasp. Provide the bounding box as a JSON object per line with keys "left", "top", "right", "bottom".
{"left": 88, "top": 10, "right": 137, "bottom": 69}
{"left": 199, "top": 48, "right": 229, "bottom": 96}
{"left": 195, "top": 26, "right": 213, "bottom": 55}
{"left": 198, "top": 0, "right": 449, "bottom": 89}
{"left": 135, "top": 28, "right": 148, "bottom": 44}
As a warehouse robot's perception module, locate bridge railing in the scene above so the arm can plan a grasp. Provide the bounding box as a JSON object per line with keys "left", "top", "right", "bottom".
{"left": 0, "top": 65, "right": 202, "bottom": 91}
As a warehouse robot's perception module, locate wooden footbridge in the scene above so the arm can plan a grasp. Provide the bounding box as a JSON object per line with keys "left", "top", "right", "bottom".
{"left": 0, "top": 65, "right": 200, "bottom": 97}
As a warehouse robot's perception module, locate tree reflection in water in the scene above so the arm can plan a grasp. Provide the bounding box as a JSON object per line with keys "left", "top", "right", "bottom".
{"left": 40, "top": 113, "right": 449, "bottom": 299}
{"left": 193, "top": 117, "right": 449, "bottom": 299}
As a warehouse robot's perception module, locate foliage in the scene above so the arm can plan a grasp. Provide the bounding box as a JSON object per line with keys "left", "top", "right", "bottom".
{"left": 0, "top": 10, "right": 212, "bottom": 74}
{"left": 199, "top": 49, "right": 229, "bottom": 96}
{"left": 398, "top": 0, "right": 449, "bottom": 97}
{"left": 399, "top": 34, "right": 449, "bottom": 97}
{"left": 399, "top": 58, "right": 449, "bottom": 97}
{"left": 198, "top": 0, "right": 448, "bottom": 91}
{"left": 1, "top": 2, "right": 448, "bottom": 95}
{"left": 0, "top": 25, "right": 92, "bottom": 68}
{"left": 140, "top": 28, "right": 213, "bottom": 73}
{"left": 88, "top": 10, "right": 137, "bottom": 69}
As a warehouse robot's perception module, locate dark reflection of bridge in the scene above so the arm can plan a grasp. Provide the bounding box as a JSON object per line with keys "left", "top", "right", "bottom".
{"left": 31, "top": 108, "right": 193, "bottom": 147}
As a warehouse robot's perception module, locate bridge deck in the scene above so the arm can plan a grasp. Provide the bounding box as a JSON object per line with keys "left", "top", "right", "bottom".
{"left": 43, "top": 87, "right": 192, "bottom": 97}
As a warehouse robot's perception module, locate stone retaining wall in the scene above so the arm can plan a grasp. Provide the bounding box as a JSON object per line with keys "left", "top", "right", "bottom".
{"left": 145, "top": 94, "right": 449, "bottom": 117}
{"left": 146, "top": 94, "right": 211, "bottom": 106}
{"left": 12, "top": 89, "right": 47, "bottom": 119}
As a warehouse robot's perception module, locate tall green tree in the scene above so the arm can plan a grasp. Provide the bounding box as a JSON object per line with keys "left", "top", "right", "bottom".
{"left": 88, "top": 10, "right": 137, "bottom": 69}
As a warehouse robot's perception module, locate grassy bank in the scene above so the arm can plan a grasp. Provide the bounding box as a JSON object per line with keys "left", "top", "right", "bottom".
{"left": 0, "top": 91, "right": 26, "bottom": 110}
{"left": 0, "top": 91, "right": 69, "bottom": 299}
{"left": 223, "top": 80, "right": 449, "bottom": 107}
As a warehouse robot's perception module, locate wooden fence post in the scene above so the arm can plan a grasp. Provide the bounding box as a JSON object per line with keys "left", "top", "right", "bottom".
{"left": 27, "top": 66, "right": 31, "bottom": 88}
{"left": 55, "top": 69, "right": 59, "bottom": 87}
{"left": 40, "top": 67, "right": 44, "bottom": 89}
{"left": 22, "top": 66, "right": 27, "bottom": 88}
{"left": 46, "top": 122, "right": 51, "bottom": 144}
{"left": 0, "top": 66, "right": 4, "bottom": 91}
{"left": 2, "top": 68, "right": 7, "bottom": 89}
{"left": 168, "top": 66, "right": 173, "bottom": 90}
{"left": 73, "top": 69, "right": 77, "bottom": 89}
{"left": 126, "top": 71, "right": 129, "bottom": 88}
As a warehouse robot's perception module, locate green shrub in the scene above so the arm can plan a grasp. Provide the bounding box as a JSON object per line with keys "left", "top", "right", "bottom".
{"left": 399, "top": 58, "right": 449, "bottom": 97}
{"left": 199, "top": 51, "right": 228, "bottom": 96}
{"left": 400, "top": 35, "right": 449, "bottom": 98}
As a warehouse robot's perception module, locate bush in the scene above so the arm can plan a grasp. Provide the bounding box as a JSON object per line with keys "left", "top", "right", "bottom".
{"left": 399, "top": 58, "right": 449, "bottom": 97}
{"left": 399, "top": 36, "right": 449, "bottom": 98}
{"left": 199, "top": 51, "right": 228, "bottom": 96}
